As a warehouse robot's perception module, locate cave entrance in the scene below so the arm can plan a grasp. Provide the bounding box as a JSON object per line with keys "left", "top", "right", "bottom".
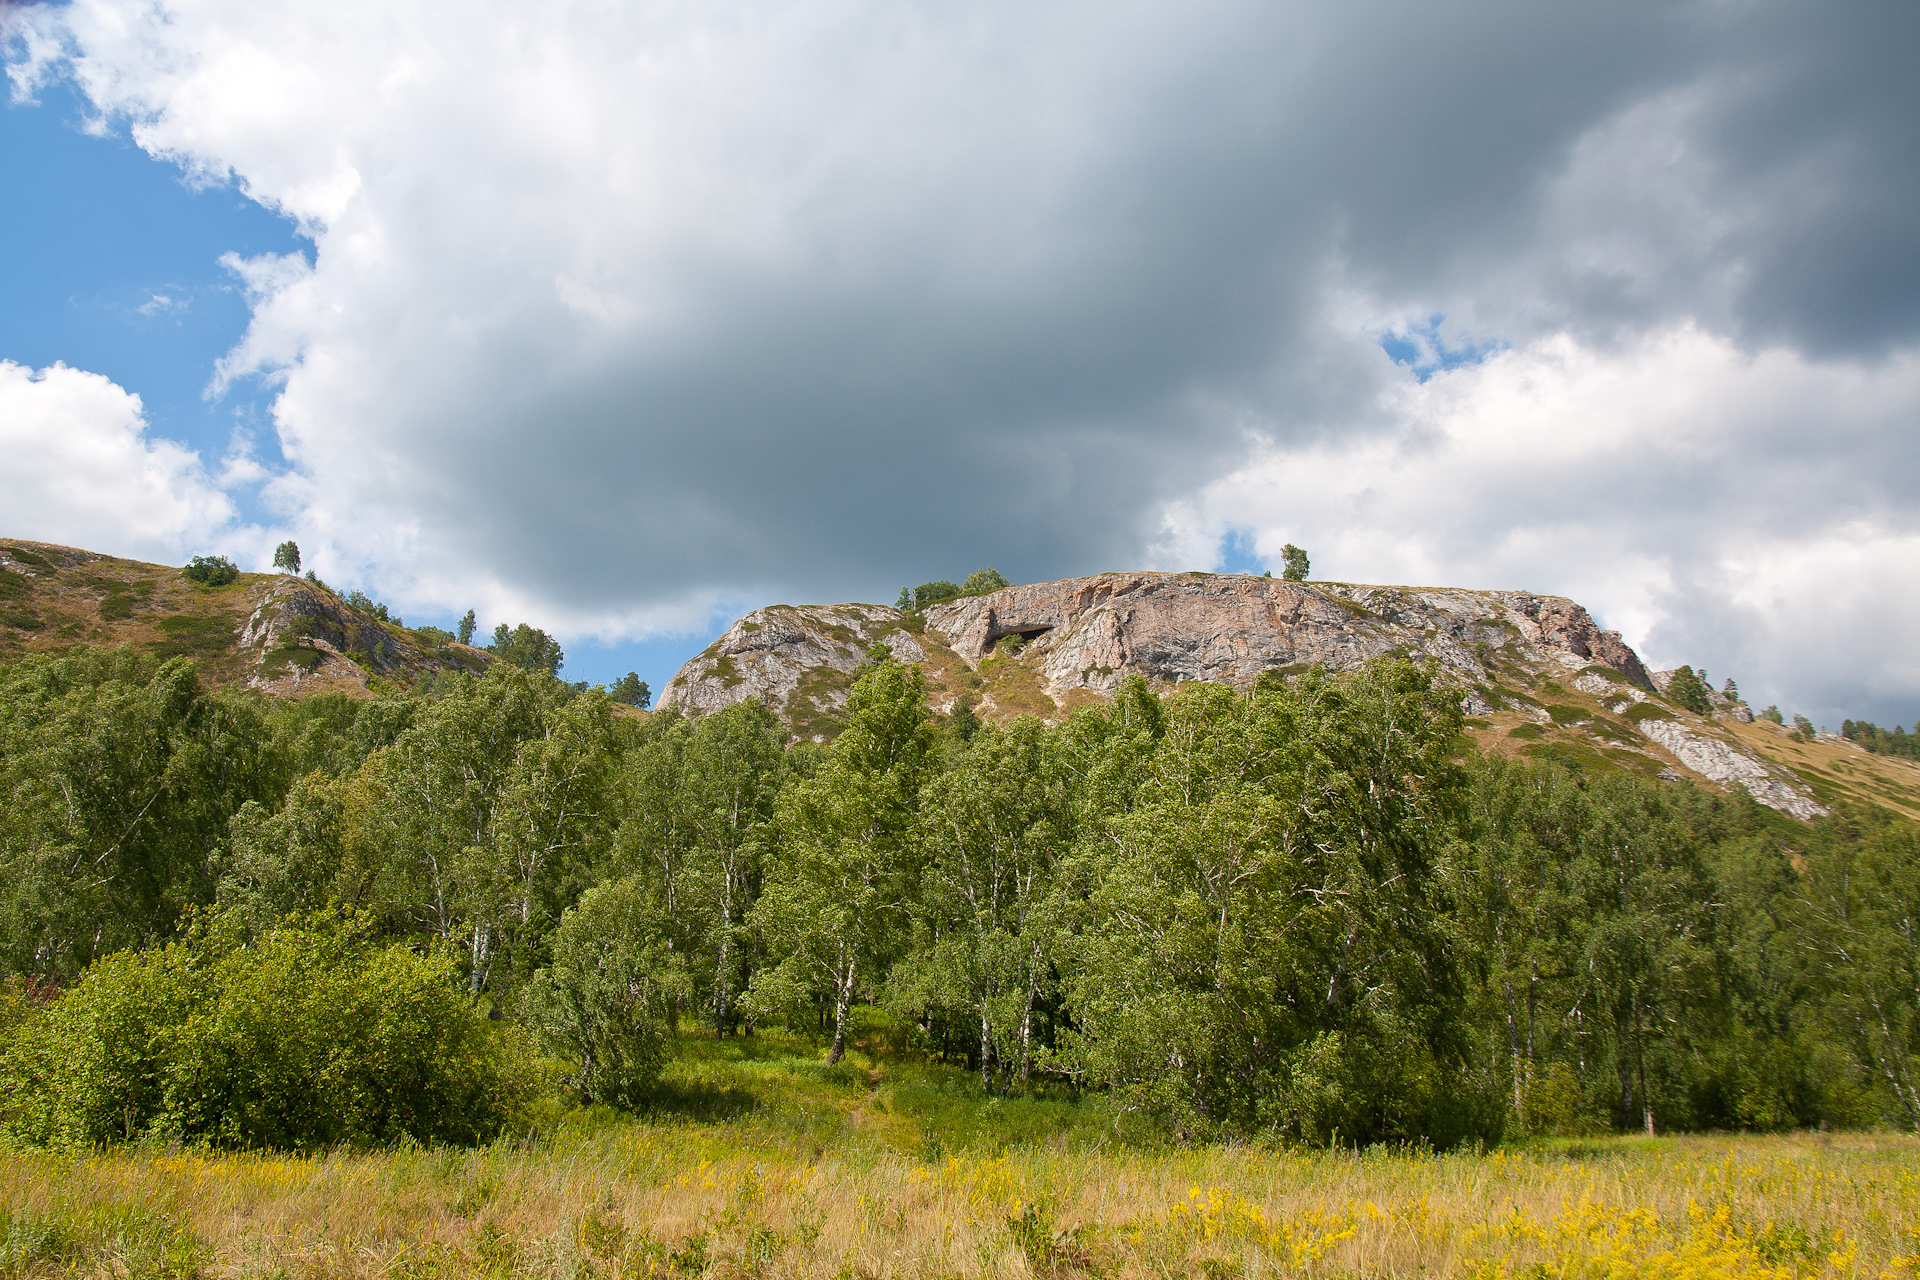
{"left": 992, "top": 625, "right": 1052, "bottom": 653}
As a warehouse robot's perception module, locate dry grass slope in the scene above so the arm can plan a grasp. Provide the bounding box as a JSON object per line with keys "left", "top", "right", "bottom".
{"left": 3, "top": 1029, "right": 1916, "bottom": 1279}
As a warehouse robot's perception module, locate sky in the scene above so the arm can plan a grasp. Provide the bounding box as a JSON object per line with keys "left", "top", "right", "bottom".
{"left": 1, "top": 0, "right": 1916, "bottom": 727}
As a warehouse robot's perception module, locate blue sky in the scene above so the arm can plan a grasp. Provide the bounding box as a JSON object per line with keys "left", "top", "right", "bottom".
{"left": 1, "top": 82, "right": 295, "bottom": 470}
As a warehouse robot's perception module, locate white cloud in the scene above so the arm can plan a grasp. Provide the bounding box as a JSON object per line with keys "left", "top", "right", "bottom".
{"left": 6, "top": 0, "right": 1917, "bottom": 718}
{"left": 1163, "top": 328, "right": 1920, "bottom": 725}
{"left": 0, "top": 360, "right": 235, "bottom": 561}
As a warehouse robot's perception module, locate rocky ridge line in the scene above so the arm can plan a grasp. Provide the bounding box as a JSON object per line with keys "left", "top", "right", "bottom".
{"left": 659, "top": 571, "right": 1826, "bottom": 818}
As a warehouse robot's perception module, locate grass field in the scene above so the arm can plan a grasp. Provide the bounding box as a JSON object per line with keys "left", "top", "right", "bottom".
{"left": 3, "top": 1024, "right": 1917, "bottom": 1280}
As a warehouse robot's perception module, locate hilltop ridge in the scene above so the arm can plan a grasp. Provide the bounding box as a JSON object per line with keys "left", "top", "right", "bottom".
{"left": 0, "top": 538, "right": 490, "bottom": 694}
{"left": 660, "top": 570, "right": 1920, "bottom": 822}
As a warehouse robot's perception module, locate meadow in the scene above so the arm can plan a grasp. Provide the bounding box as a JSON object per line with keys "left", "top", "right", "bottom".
{"left": 3, "top": 1023, "right": 1917, "bottom": 1280}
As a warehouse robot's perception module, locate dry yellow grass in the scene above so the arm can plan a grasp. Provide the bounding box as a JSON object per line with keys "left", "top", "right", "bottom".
{"left": 4, "top": 1122, "right": 1918, "bottom": 1279}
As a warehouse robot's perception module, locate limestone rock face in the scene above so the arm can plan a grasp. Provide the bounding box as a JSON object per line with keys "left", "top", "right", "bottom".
{"left": 656, "top": 603, "right": 926, "bottom": 735}
{"left": 1634, "top": 717, "right": 1828, "bottom": 819}
{"left": 239, "top": 578, "right": 488, "bottom": 696}
{"left": 658, "top": 571, "right": 1830, "bottom": 820}
{"left": 919, "top": 572, "right": 1653, "bottom": 699}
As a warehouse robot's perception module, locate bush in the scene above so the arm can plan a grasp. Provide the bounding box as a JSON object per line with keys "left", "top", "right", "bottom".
{"left": 181, "top": 555, "right": 238, "bottom": 587}
{"left": 0, "top": 914, "right": 526, "bottom": 1150}
{"left": 959, "top": 567, "right": 1012, "bottom": 595}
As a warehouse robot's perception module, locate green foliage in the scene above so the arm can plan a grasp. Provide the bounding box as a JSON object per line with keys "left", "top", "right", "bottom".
{"left": 457, "top": 609, "right": 477, "bottom": 645}
{"left": 271, "top": 540, "right": 301, "bottom": 574}
{"left": 344, "top": 588, "right": 397, "bottom": 624}
{"left": 3, "top": 636, "right": 1920, "bottom": 1151}
{"left": 489, "top": 622, "right": 565, "bottom": 675}
{"left": 946, "top": 694, "right": 982, "bottom": 742}
{"left": 1797, "top": 811, "right": 1920, "bottom": 1131}
{"left": 181, "top": 555, "right": 238, "bottom": 587}
{"left": 609, "top": 672, "right": 651, "bottom": 708}
{"left": 0, "top": 913, "right": 523, "bottom": 1149}
{"left": 1057, "top": 660, "right": 1497, "bottom": 1145}
{"left": 1842, "top": 718, "right": 1918, "bottom": 759}
{"left": 525, "top": 876, "right": 689, "bottom": 1108}
{"left": 908, "top": 581, "right": 962, "bottom": 610}
{"left": 1665, "top": 665, "right": 1713, "bottom": 714}
{"left": 1281, "top": 544, "right": 1310, "bottom": 582}
{"left": 0, "top": 650, "right": 286, "bottom": 978}
{"left": 747, "top": 655, "right": 937, "bottom": 1062}
{"left": 894, "top": 714, "right": 1072, "bottom": 1094}
{"left": 1761, "top": 704, "right": 1784, "bottom": 724}
{"left": 1793, "top": 714, "right": 1816, "bottom": 741}
{"left": 896, "top": 572, "right": 1009, "bottom": 610}
{"left": 960, "top": 567, "right": 1013, "bottom": 595}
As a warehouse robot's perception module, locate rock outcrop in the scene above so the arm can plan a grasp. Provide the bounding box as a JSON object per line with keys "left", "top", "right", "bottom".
{"left": 920, "top": 573, "right": 1653, "bottom": 699}
{"left": 660, "top": 570, "right": 1835, "bottom": 820}
{"left": 236, "top": 577, "right": 490, "bottom": 696}
{"left": 657, "top": 603, "right": 928, "bottom": 738}
{"left": 1632, "top": 716, "right": 1827, "bottom": 820}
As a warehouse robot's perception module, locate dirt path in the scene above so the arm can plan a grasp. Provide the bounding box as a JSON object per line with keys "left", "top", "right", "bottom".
{"left": 845, "top": 1067, "right": 882, "bottom": 1129}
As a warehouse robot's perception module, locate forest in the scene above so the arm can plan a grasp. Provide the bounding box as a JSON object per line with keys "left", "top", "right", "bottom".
{"left": 1, "top": 642, "right": 1917, "bottom": 1154}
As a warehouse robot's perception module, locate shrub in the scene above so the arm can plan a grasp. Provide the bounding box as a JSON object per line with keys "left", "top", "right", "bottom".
{"left": 181, "top": 555, "right": 238, "bottom": 587}
{"left": 0, "top": 914, "right": 525, "bottom": 1150}
{"left": 959, "top": 568, "right": 1012, "bottom": 595}
{"left": 344, "top": 589, "right": 396, "bottom": 624}
{"left": 908, "top": 581, "right": 962, "bottom": 610}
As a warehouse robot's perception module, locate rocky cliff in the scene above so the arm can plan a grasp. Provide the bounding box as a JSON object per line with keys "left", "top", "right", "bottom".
{"left": 236, "top": 575, "right": 490, "bottom": 695}
{"left": 918, "top": 572, "right": 1652, "bottom": 698}
{"left": 659, "top": 570, "right": 1841, "bottom": 819}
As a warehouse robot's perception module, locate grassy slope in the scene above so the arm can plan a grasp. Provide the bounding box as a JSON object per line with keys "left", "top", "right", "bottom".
{"left": 1734, "top": 719, "right": 1920, "bottom": 823}
{"left": 0, "top": 539, "right": 268, "bottom": 685}
{"left": 3, "top": 1020, "right": 1917, "bottom": 1278}
{"left": 0, "top": 539, "right": 486, "bottom": 696}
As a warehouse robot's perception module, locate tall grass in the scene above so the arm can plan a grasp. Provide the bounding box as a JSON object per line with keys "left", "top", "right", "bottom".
{"left": 2, "top": 1027, "right": 1916, "bottom": 1278}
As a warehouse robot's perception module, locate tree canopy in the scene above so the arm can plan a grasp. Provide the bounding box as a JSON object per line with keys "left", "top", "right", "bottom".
{"left": 0, "top": 642, "right": 1916, "bottom": 1150}
{"left": 489, "top": 622, "right": 564, "bottom": 675}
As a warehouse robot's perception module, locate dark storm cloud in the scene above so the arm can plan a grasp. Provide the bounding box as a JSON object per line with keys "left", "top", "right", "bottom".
{"left": 16, "top": 0, "right": 1920, "bottom": 636}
